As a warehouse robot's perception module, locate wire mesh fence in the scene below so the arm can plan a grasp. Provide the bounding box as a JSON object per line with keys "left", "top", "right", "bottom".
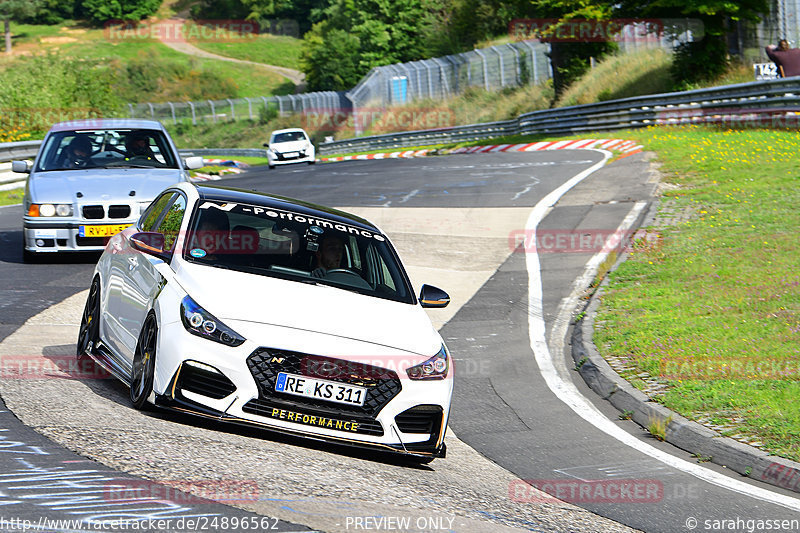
{"left": 347, "top": 40, "right": 552, "bottom": 108}
{"left": 127, "top": 92, "right": 350, "bottom": 125}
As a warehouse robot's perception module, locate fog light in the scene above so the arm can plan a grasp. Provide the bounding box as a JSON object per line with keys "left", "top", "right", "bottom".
{"left": 36, "top": 239, "right": 44, "bottom": 246}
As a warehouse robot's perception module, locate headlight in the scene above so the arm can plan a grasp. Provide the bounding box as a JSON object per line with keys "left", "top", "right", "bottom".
{"left": 406, "top": 345, "right": 449, "bottom": 380}
{"left": 28, "top": 203, "right": 73, "bottom": 217}
{"left": 180, "top": 295, "right": 245, "bottom": 347}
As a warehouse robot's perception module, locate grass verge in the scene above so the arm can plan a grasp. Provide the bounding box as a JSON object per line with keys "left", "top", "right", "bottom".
{"left": 0, "top": 187, "right": 24, "bottom": 206}
{"left": 594, "top": 126, "right": 800, "bottom": 461}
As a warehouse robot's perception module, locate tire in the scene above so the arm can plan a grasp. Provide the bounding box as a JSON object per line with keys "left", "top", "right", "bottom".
{"left": 130, "top": 313, "right": 158, "bottom": 410}
{"left": 268, "top": 164, "right": 275, "bottom": 169}
{"left": 77, "top": 278, "right": 100, "bottom": 359}
{"left": 22, "top": 240, "right": 38, "bottom": 263}
{"left": 307, "top": 160, "right": 316, "bottom": 165}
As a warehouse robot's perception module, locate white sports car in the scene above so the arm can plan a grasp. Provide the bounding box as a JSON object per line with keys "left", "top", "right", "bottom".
{"left": 264, "top": 128, "right": 316, "bottom": 168}
{"left": 78, "top": 182, "right": 452, "bottom": 461}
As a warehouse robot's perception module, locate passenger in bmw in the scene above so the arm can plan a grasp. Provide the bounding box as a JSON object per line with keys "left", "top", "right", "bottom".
{"left": 311, "top": 235, "right": 344, "bottom": 277}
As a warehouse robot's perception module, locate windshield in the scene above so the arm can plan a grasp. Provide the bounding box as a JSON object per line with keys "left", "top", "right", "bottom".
{"left": 183, "top": 200, "right": 415, "bottom": 304}
{"left": 36, "top": 129, "right": 179, "bottom": 171}
{"left": 272, "top": 131, "right": 306, "bottom": 143}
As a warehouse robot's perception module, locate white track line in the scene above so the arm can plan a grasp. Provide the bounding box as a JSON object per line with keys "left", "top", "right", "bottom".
{"left": 525, "top": 149, "right": 800, "bottom": 512}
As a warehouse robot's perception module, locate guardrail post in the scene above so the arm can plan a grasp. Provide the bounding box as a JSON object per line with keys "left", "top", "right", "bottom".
{"left": 432, "top": 58, "right": 450, "bottom": 97}
{"left": 208, "top": 100, "right": 216, "bottom": 124}
{"left": 227, "top": 98, "right": 235, "bottom": 120}
{"left": 246, "top": 97, "right": 253, "bottom": 120}
{"left": 521, "top": 41, "right": 539, "bottom": 83}
{"left": 188, "top": 102, "right": 196, "bottom": 125}
{"left": 507, "top": 43, "right": 521, "bottom": 86}
{"left": 473, "top": 49, "right": 490, "bottom": 91}
{"left": 492, "top": 46, "right": 505, "bottom": 88}
{"left": 167, "top": 102, "right": 177, "bottom": 125}
{"left": 127, "top": 103, "right": 134, "bottom": 118}
{"left": 147, "top": 103, "right": 155, "bottom": 119}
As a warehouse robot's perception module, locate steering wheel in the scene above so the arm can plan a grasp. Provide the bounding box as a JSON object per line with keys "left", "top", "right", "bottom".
{"left": 325, "top": 268, "right": 358, "bottom": 276}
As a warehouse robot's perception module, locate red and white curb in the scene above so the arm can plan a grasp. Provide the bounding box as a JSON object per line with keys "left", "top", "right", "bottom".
{"left": 320, "top": 149, "right": 431, "bottom": 163}
{"left": 318, "top": 139, "right": 642, "bottom": 164}
{"left": 448, "top": 138, "right": 643, "bottom": 155}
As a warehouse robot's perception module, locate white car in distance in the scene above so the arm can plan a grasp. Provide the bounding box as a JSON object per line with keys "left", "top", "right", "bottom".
{"left": 264, "top": 128, "right": 316, "bottom": 169}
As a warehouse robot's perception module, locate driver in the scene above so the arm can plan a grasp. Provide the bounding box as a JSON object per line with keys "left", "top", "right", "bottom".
{"left": 63, "top": 135, "right": 92, "bottom": 168}
{"left": 125, "top": 134, "right": 155, "bottom": 160}
{"left": 311, "top": 235, "right": 344, "bottom": 277}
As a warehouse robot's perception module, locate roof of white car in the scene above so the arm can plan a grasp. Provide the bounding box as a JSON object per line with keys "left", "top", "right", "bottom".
{"left": 270, "top": 128, "right": 307, "bottom": 135}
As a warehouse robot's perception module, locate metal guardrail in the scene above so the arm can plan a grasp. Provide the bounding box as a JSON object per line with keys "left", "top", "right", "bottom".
{"left": 0, "top": 141, "right": 43, "bottom": 162}
{"left": 0, "top": 147, "right": 269, "bottom": 188}
{"left": 319, "top": 77, "right": 800, "bottom": 154}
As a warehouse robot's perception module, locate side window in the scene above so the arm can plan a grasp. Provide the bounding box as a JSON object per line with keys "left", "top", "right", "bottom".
{"left": 139, "top": 193, "right": 174, "bottom": 231}
{"left": 155, "top": 195, "right": 187, "bottom": 251}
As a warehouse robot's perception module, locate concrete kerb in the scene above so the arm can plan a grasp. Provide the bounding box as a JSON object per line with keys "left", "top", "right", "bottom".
{"left": 570, "top": 205, "right": 800, "bottom": 496}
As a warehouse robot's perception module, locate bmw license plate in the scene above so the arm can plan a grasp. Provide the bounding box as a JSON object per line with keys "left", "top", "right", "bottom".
{"left": 79, "top": 224, "right": 130, "bottom": 237}
{"left": 275, "top": 372, "right": 366, "bottom": 406}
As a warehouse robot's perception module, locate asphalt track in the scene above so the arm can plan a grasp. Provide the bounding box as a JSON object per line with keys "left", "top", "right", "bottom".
{"left": 0, "top": 151, "right": 798, "bottom": 532}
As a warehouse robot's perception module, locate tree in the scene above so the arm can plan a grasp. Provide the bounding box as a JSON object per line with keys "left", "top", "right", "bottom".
{"left": 613, "top": 0, "right": 769, "bottom": 87}
{"left": 502, "top": 0, "right": 617, "bottom": 97}
{"left": 300, "top": 0, "right": 439, "bottom": 91}
{"left": 0, "top": 0, "right": 41, "bottom": 54}
{"left": 79, "top": 0, "right": 162, "bottom": 25}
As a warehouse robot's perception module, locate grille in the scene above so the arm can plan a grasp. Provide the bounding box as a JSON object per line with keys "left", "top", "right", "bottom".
{"left": 246, "top": 348, "right": 402, "bottom": 418}
{"left": 108, "top": 205, "right": 131, "bottom": 219}
{"left": 395, "top": 405, "right": 443, "bottom": 434}
{"left": 76, "top": 236, "right": 106, "bottom": 247}
{"left": 242, "top": 398, "right": 384, "bottom": 436}
{"left": 82, "top": 205, "right": 104, "bottom": 219}
{"left": 177, "top": 362, "right": 236, "bottom": 400}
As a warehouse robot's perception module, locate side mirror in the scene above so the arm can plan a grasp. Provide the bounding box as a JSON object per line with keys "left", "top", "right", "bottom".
{"left": 419, "top": 284, "right": 450, "bottom": 308}
{"left": 130, "top": 232, "right": 170, "bottom": 261}
{"left": 183, "top": 156, "right": 204, "bottom": 170}
{"left": 11, "top": 160, "right": 32, "bottom": 173}
{"left": 262, "top": 142, "right": 269, "bottom": 147}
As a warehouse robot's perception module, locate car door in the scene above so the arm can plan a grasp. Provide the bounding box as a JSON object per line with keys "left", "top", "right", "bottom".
{"left": 117, "top": 192, "right": 187, "bottom": 366}
{"left": 103, "top": 191, "right": 176, "bottom": 363}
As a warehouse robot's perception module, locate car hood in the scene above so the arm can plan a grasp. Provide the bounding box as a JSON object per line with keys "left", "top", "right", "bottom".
{"left": 28, "top": 169, "right": 185, "bottom": 204}
{"left": 174, "top": 261, "right": 440, "bottom": 356}
{"left": 270, "top": 140, "right": 308, "bottom": 152}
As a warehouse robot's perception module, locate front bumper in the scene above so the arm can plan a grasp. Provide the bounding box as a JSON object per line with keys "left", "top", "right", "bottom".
{"left": 267, "top": 150, "right": 316, "bottom": 166}
{"left": 152, "top": 320, "right": 451, "bottom": 459}
{"left": 23, "top": 218, "right": 136, "bottom": 254}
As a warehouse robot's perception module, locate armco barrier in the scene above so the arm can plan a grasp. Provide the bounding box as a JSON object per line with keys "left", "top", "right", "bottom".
{"left": 318, "top": 77, "right": 800, "bottom": 155}
{"left": 0, "top": 147, "right": 267, "bottom": 188}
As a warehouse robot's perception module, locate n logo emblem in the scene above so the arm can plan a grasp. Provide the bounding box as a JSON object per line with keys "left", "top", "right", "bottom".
{"left": 270, "top": 357, "right": 285, "bottom": 364}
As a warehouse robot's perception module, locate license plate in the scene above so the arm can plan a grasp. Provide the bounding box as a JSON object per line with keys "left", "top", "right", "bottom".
{"left": 282, "top": 152, "right": 299, "bottom": 158}
{"left": 79, "top": 224, "right": 131, "bottom": 238}
{"left": 275, "top": 372, "right": 366, "bottom": 406}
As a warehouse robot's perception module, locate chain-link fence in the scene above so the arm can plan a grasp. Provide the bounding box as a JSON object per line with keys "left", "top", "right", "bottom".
{"left": 347, "top": 40, "right": 552, "bottom": 108}
{"left": 127, "top": 92, "right": 350, "bottom": 125}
